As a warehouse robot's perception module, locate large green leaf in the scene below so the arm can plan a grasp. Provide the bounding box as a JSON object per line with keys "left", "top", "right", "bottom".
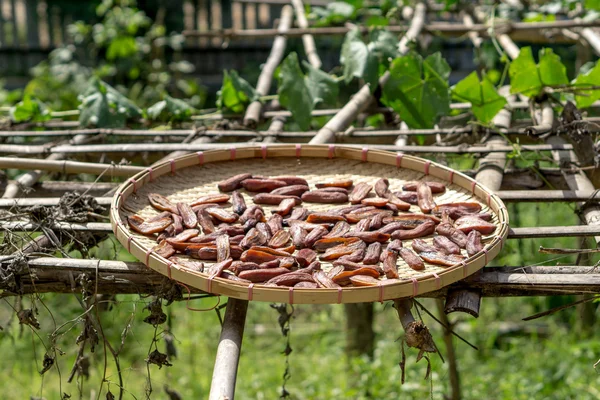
{"left": 78, "top": 78, "right": 141, "bottom": 128}
{"left": 303, "top": 61, "right": 339, "bottom": 107}
{"left": 452, "top": 72, "right": 507, "bottom": 123}
{"left": 381, "top": 51, "right": 450, "bottom": 129}
{"left": 538, "top": 48, "right": 569, "bottom": 87}
{"left": 10, "top": 95, "right": 52, "bottom": 123}
{"left": 277, "top": 54, "right": 339, "bottom": 130}
{"left": 278, "top": 53, "right": 314, "bottom": 131}
{"left": 146, "top": 95, "right": 195, "bottom": 122}
{"left": 367, "top": 29, "right": 398, "bottom": 66}
{"left": 340, "top": 28, "right": 379, "bottom": 91}
{"left": 509, "top": 47, "right": 568, "bottom": 96}
{"left": 216, "top": 70, "right": 257, "bottom": 113}
{"left": 573, "top": 61, "right": 600, "bottom": 108}
{"left": 509, "top": 47, "right": 542, "bottom": 96}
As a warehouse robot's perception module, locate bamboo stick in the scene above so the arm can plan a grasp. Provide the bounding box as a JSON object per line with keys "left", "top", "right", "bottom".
{"left": 524, "top": 101, "right": 554, "bottom": 136}
{"left": 291, "top": 0, "right": 322, "bottom": 69}
{"left": 0, "top": 197, "right": 113, "bottom": 208}
{"left": 25, "top": 181, "right": 118, "bottom": 197}
{"left": 2, "top": 257, "right": 600, "bottom": 297}
{"left": 208, "top": 299, "right": 248, "bottom": 400}
{"left": 5, "top": 117, "right": 600, "bottom": 140}
{"left": 462, "top": 13, "right": 482, "bottom": 49}
{"left": 154, "top": 136, "right": 213, "bottom": 165}
{"left": 182, "top": 19, "right": 600, "bottom": 39}
{"left": 5, "top": 142, "right": 578, "bottom": 155}
{"left": 474, "top": 8, "right": 520, "bottom": 60}
{"left": 2, "top": 133, "right": 92, "bottom": 198}
{"left": 309, "top": 3, "right": 427, "bottom": 144}
{"left": 445, "top": 90, "right": 511, "bottom": 317}
{"left": 188, "top": 101, "right": 600, "bottom": 122}
{"left": 549, "top": 135, "right": 600, "bottom": 245}
{"left": 0, "top": 157, "right": 143, "bottom": 177}
{"left": 579, "top": 26, "right": 600, "bottom": 56}
{"left": 243, "top": 6, "right": 293, "bottom": 128}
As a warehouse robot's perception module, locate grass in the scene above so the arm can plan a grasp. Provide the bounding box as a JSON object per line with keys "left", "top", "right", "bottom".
{"left": 1, "top": 292, "right": 599, "bottom": 399}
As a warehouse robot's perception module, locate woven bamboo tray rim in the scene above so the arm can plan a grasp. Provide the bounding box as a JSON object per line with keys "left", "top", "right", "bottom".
{"left": 110, "top": 145, "right": 509, "bottom": 304}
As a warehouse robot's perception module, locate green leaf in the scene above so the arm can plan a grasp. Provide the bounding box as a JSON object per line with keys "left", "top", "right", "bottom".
{"left": 278, "top": 53, "right": 314, "bottom": 131}
{"left": 538, "top": 48, "right": 569, "bottom": 87}
{"left": 146, "top": 95, "right": 195, "bottom": 122}
{"left": 381, "top": 51, "right": 451, "bottom": 129}
{"left": 78, "top": 77, "right": 142, "bottom": 128}
{"left": 367, "top": 29, "right": 398, "bottom": 66}
{"left": 340, "top": 28, "right": 379, "bottom": 91}
{"left": 573, "top": 61, "right": 600, "bottom": 108}
{"left": 216, "top": 70, "right": 257, "bottom": 113}
{"left": 509, "top": 47, "right": 541, "bottom": 96}
{"left": 452, "top": 72, "right": 507, "bottom": 123}
{"left": 10, "top": 95, "right": 52, "bottom": 123}
{"left": 509, "top": 47, "right": 568, "bottom": 96}
{"left": 303, "top": 61, "right": 338, "bottom": 107}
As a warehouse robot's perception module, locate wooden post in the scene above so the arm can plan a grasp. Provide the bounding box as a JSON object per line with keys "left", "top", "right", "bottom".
{"left": 209, "top": 298, "right": 249, "bottom": 400}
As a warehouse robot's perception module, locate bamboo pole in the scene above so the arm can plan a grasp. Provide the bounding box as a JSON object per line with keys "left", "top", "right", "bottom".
{"left": 0, "top": 197, "right": 113, "bottom": 208}
{"left": 2, "top": 133, "right": 92, "bottom": 198}
{"left": 549, "top": 136, "right": 600, "bottom": 245}
{"left": 5, "top": 118, "right": 600, "bottom": 140}
{"left": 291, "top": 0, "right": 322, "bottom": 69}
{"left": 3, "top": 142, "right": 579, "bottom": 155}
{"left": 474, "top": 8, "right": 520, "bottom": 60}
{"left": 309, "top": 3, "right": 427, "bottom": 144}
{"left": 243, "top": 6, "right": 293, "bottom": 128}
{"left": 524, "top": 101, "right": 554, "bottom": 136}
{"left": 189, "top": 101, "right": 600, "bottom": 122}
{"left": 3, "top": 257, "right": 600, "bottom": 297}
{"left": 462, "top": 13, "right": 482, "bottom": 49}
{"left": 579, "top": 26, "right": 600, "bottom": 56}
{"left": 445, "top": 87, "right": 511, "bottom": 317}
{"left": 154, "top": 136, "right": 213, "bottom": 165}
{"left": 208, "top": 299, "right": 248, "bottom": 400}
{"left": 23, "top": 181, "right": 118, "bottom": 197}
{"left": 0, "top": 157, "right": 143, "bottom": 177}
{"left": 181, "top": 19, "right": 600, "bottom": 39}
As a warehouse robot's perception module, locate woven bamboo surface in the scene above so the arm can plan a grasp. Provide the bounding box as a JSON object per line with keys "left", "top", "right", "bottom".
{"left": 110, "top": 145, "right": 509, "bottom": 304}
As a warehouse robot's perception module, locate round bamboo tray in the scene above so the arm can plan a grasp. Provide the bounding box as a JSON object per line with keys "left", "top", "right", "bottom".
{"left": 110, "top": 145, "right": 509, "bottom": 304}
